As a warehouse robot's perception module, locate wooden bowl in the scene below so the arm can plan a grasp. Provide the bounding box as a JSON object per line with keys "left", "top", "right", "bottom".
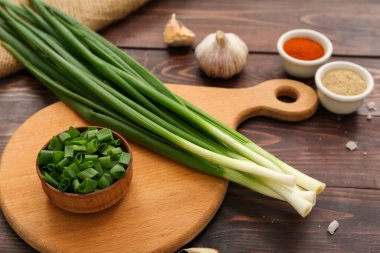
{"left": 36, "top": 126, "right": 133, "bottom": 213}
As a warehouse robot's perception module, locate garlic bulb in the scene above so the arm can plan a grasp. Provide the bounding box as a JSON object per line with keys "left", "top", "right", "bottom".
{"left": 195, "top": 30, "right": 248, "bottom": 79}
{"left": 163, "top": 13, "right": 195, "bottom": 47}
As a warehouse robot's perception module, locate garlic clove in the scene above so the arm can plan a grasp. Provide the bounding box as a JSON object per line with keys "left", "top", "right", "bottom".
{"left": 163, "top": 13, "right": 195, "bottom": 47}
{"left": 195, "top": 30, "right": 248, "bottom": 79}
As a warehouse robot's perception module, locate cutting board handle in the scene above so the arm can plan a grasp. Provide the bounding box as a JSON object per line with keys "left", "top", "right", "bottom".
{"left": 232, "top": 79, "right": 318, "bottom": 127}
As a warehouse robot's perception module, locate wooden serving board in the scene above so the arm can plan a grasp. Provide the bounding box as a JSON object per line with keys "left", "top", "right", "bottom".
{"left": 0, "top": 79, "right": 317, "bottom": 253}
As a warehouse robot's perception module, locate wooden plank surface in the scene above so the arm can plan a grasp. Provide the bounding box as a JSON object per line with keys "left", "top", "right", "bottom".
{"left": 102, "top": 0, "right": 380, "bottom": 56}
{"left": 1, "top": 0, "right": 380, "bottom": 252}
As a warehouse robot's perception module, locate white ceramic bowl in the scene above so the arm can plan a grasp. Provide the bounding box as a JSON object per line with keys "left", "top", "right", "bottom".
{"left": 315, "top": 61, "right": 374, "bottom": 114}
{"left": 277, "top": 29, "right": 333, "bottom": 78}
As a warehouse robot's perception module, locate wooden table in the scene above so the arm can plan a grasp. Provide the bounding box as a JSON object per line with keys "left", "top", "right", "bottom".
{"left": 1, "top": 0, "right": 379, "bottom": 252}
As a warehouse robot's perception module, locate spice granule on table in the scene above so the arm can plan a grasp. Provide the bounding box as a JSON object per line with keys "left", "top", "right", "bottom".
{"left": 322, "top": 69, "right": 366, "bottom": 96}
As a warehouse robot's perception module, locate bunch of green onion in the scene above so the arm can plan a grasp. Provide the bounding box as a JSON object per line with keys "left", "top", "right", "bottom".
{"left": 0, "top": 0, "right": 325, "bottom": 217}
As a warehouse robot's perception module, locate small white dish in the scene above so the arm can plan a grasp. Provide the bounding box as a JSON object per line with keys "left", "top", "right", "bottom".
{"left": 315, "top": 61, "right": 374, "bottom": 114}
{"left": 277, "top": 29, "right": 333, "bottom": 78}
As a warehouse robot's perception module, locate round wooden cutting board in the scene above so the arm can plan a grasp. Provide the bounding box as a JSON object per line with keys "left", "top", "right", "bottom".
{"left": 0, "top": 80, "right": 317, "bottom": 252}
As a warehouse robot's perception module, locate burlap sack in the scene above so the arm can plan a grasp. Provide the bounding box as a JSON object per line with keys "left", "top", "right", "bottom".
{"left": 0, "top": 0, "right": 149, "bottom": 77}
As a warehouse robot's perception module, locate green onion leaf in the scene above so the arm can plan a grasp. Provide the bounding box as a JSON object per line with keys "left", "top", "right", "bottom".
{"left": 56, "top": 157, "right": 70, "bottom": 169}
{"left": 101, "top": 145, "right": 115, "bottom": 156}
{"left": 108, "top": 147, "right": 122, "bottom": 156}
{"left": 110, "top": 138, "right": 121, "bottom": 146}
{"left": 52, "top": 150, "right": 64, "bottom": 164}
{"left": 78, "top": 160, "right": 94, "bottom": 171}
{"left": 37, "top": 150, "right": 54, "bottom": 165}
{"left": 63, "top": 163, "right": 79, "bottom": 179}
{"left": 84, "top": 154, "right": 98, "bottom": 162}
{"left": 42, "top": 171, "right": 59, "bottom": 188}
{"left": 86, "top": 129, "right": 98, "bottom": 140}
{"left": 110, "top": 164, "right": 126, "bottom": 179}
{"left": 71, "top": 178, "right": 80, "bottom": 193}
{"left": 77, "top": 178, "right": 97, "bottom": 194}
{"left": 64, "top": 139, "right": 87, "bottom": 146}
{"left": 73, "top": 153, "right": 84, "bottom": 165}
{"left": 68, "top": 126, "right": 80, "bottom": 138}
{"left": 98, "top": 156, "right": 113, "bottom": 170}
{"left": 46, "top": 163, "right": 56, "bottom": 172}
{"left": 58, "top": 177, "right": 70, "bottom": 192}
{"left": 118, "top": 152, "right": 131, "bottom": 166}
{"left": 58, "top": 131, "right": 71, "bottom": 143}
{"left": 77, "top": 168, "right": 99, "bottom": 180}
{"left": 48, "top": 136, "right": 63, "bottom": 151}
{"left": 96, "top": 128, "right": 112, "bottom": 142}
{"left": 93, "top": 161, "right": 103, "bottom": 176}
{"left": 86, "top": 138, "right": 98, "bottom": 154}
{"left": 97, "top": 173, "right": 113, "bottom": 189}
{"left": 64, "top": 145, "right": 74, "bottom": 158}
{"left": 72, "top": 145, "right": 86, "bottom": 152}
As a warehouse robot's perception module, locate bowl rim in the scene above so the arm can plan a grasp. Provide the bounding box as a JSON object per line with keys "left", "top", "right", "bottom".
{"left": 36, "top": 126, "right": 133, "bottom": 198}
{"left": 315, "top": 61, "right": 374, "bottom": 102}
{"left": 277, "top": 28, "right": 333, "bottom": 66}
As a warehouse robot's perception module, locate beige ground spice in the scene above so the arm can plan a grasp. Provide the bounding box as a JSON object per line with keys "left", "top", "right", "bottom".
{"left": 322, "top": 69, "right": 367, "bottom": 96}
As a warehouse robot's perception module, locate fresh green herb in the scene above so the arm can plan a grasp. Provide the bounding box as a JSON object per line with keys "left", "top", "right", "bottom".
{"left": 48, "top": 136, "right": 63, "bottom": 151}
{"left": 37, "top": 126, "right": 130, "bottom": 193}
{"left": 0, "top": 0, "right": 325, "bottom": 216}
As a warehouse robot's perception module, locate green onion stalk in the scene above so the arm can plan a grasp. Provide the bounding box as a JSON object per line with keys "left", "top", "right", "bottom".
{"left": 0, "top": 0, "right": 325, "bottom": 217}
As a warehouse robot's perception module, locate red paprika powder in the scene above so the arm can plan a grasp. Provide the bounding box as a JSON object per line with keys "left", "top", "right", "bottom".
{"left": 283, "top": 38, "right": 324, "bottom": 61}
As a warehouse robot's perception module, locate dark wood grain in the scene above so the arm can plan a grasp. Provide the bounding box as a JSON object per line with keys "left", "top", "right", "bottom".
{"left": 187, "top": 185, "right": 380, "bottom": 253}
{"left": 102, "top": 0, "right": 380, "bottom": 56}
{"left": 1, "top": 1, "right": 380, "bottom": 252}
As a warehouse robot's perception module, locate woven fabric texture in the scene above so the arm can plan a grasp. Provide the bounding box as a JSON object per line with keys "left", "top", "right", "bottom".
{"left": 0, "top": 0, "right": 148, "bottom": 77}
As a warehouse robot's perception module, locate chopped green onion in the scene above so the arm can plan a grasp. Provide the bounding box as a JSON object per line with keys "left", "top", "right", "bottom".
{"left": 101, "top": 145, "right": 115, "bottom": 156}
{"left": 46, "top": 163, "right": 56, "bottom": 172}
{"left": 97, "top": 173, "right": 113, "bottom": 189}
{"left": 108, "top": 147, "right": 122, "bottom": 156}
{"left": 63, "top": 163, "right": 79, "bottom": 179}
{"left": 36, "top": 126, "right": 126, "bottom": 193}
{"left": 96, "top": 128, "right": 112, "bottom": 142}
{"left": 110, "top": 138, "right": 121, "bottom": 146}
{"left": 37, "top": 150, "right": 54, "bottom": 165}
{"left": 64, "top": 139, "right": 87, "bottom": 146}
{"left": 77, "top": 168, "right": 99, "bottom": 180}
{"left": 93, "top": 161, "right": 103, "bottom": 176}
{"left": 49, "top": 170, "right": 61, "bottom": 182}
{"left": 98, "top": 156, "right": 113, "bottom": 170}
{"left": 98, "top": 143, "right": 108, "bottom": 153}
{"left": 86, "top": 138, "right": 98, "bottom": 154}
{"left": 71, "top": 178, "right": 80, "bottom": 193}
{"left": 68, "top": 126, "right": 80, "bottom": 138}
{"left": 84, "top": 154, "right": 98, "bottom": 162}
{"left": 110, "top": 164, "right": 126, "bottom": 179}
{"left": 58, "top": 177, "right": 70, "bottom": 192}
{"left": 78, "top": 161, "right": 94, "bottom": 171}
{"left": 77, "top": 178, "right": 97, "bottom": 194}
{"left": 118, "top": 152, "right": 131, "bottom": 166}
{"left": 42, "top": 171, "right": 59, "bottom": 188}
{"left": 73, "top": 153, "right": 84, "bottom": 164}
{"left": 52, "top": 150, "right": 64, "bottom": 164}
{"left": 64, "top": 145, "right": 74, "bottom": 158}
{"left": 56, "top": 157, "right": 70, "bottom": 169}
{"left": 48, "top": 136, "right": 63, "bottom": 151}
{"left": 72, "top": 145, "right": 86, "bottom": 152}
{"left": 58, "top": 131, "right": 71, "bottom": 143}
{"left": 86, "top": 129, "right": 98, "bottom": 140}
